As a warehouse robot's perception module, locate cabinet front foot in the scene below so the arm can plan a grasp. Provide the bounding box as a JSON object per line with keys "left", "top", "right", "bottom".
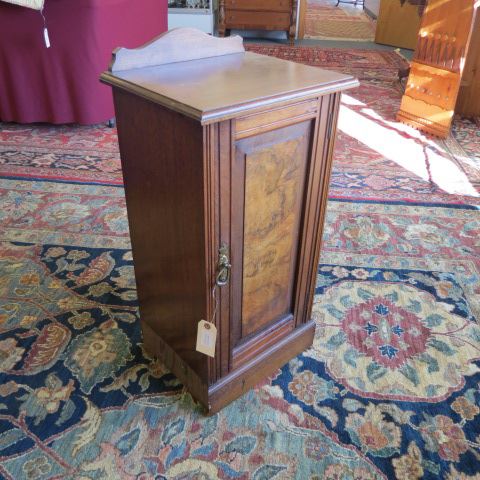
{"left": 207, "top": 320, "right": 315, "bottom": 414}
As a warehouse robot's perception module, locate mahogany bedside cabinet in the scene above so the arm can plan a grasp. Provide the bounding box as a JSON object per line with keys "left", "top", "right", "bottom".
{"left": 101, "top": 28, "right": 358, "bottom": 413}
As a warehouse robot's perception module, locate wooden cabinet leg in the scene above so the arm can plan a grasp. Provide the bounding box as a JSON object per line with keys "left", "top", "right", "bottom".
{"left": 290, "top": 0, "right": 297, "bottom": 46}
{"left": 218, "top": 0, "right": 226, "bottom": 38}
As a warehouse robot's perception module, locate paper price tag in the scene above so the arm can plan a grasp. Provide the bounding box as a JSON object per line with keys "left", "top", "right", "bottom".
{"left": 43, "top": 28, "right": 51, "bottom": 49}
{"left": 196, "top": 320, "right": 217, "bottom": 358}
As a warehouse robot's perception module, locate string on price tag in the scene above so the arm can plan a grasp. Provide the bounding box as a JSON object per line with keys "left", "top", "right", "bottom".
{"left": 40, "top": 8, "right": 51, "bottom": 49}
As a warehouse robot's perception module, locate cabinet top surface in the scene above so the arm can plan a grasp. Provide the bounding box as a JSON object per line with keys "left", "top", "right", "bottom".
{"left": 101, "top": 51, "right": 358, "bottom": 124}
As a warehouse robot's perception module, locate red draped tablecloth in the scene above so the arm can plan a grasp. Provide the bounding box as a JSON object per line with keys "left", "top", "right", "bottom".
{"left": 0, "top": 0, "right": 168, "bottom": 124}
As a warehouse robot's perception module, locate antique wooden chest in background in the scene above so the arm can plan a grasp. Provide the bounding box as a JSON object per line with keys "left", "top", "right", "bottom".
{"left": 218, "top": 0, "right": 298, "bottom": 45}
{"left": 101, "top": 29, "right": 358, "bottom": 413}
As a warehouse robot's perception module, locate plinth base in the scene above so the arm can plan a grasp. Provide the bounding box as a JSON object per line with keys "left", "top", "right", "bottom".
{"left": 142, "top": 319, "right": 316, "bottom": 414}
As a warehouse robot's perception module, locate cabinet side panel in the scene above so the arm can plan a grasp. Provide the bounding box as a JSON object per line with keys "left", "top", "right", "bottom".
{"left": 113, "top": 88, "right": 208, "bottom": 382}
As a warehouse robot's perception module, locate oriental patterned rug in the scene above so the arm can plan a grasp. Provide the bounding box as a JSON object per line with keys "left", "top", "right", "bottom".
{"left": 0, "top": 46, "right": 479, "bottom": 480}
{"left": 304, "top": 0, "right": 376, "bottom": 41}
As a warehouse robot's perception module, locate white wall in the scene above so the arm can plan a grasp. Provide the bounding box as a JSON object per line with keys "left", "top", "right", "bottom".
{"left": 168, "top": 12, "right": 215, "bottom": 34}
{"left": 365, "top": 0, "right": 380, "bottom": 17}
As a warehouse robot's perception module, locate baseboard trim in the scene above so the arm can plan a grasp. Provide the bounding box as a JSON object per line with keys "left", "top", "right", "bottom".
{"left": 208, "top": 320, "right": 315, "bottom": 413}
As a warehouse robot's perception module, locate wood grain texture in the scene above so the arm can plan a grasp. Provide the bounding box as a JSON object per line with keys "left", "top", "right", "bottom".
{"left": 102, "top": 52, "right": 357, "bottom": 125}
{"left": 208, "top": 320, "right": 315, "bottom": 413}
{"left": 227, "top": 96, "right": 339, "bottom": 372}
{"left": 218, "top": 0, "right": 298, "bottom": 44}
{"left": 142, "top": 320, "right": 208, "bottom": 406}
{"left": 397, "top": 0, "right": 478, "bottom": 137}
{"left": 235, "top": 99, "right": 318, "bottom": 139}
{"left": 109, "top": 28, "right": 245, "bottom": 73}
{"left": 217, "top": 120, "right": 234, "bottom": 382}
{"left": 457, "top": 13, "right": 480, "bottom": 118}
{"left": 399, "top": 63, "right": 459, "bottom": 136}
{"left": 240, "top": 122, "right": 311, "bottom": 338}
{"left": 225, "top": 0, "right": 291, "bottom": 11}
{"left": 203, "top": 122, "right": 222, "bottom": 384}
{"left": 231, "top": 314, "right": 294, "bottom": 369}
{"left": 103, "top": 44, "right": 357, "bottom": 412}
{"left": 298, "top": 0, "right": 307, "bottom": 39}
{"left": 113, "top": 89, "right": 209, "bottom": 383}
{"left": 301, "top": 94, "right": 342, "bottom": 325}
{"left": 375, "top": 0, "right": 422, "bottom": 49}
{"left": 224, "top": 11, "right": 291, "bottom": 30}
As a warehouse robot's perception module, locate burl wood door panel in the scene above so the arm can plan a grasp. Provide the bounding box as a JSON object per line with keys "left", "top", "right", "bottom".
{"left": 233, "top": 121, "right": 312, "bottom": 345}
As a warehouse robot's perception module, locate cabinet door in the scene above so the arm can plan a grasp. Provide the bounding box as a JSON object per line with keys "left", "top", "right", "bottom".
{"left": 213, "top": 95, "right": 339, "bottom": 374}
{"left": 238, "top": 121, "right": 310, "bottom": 331}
